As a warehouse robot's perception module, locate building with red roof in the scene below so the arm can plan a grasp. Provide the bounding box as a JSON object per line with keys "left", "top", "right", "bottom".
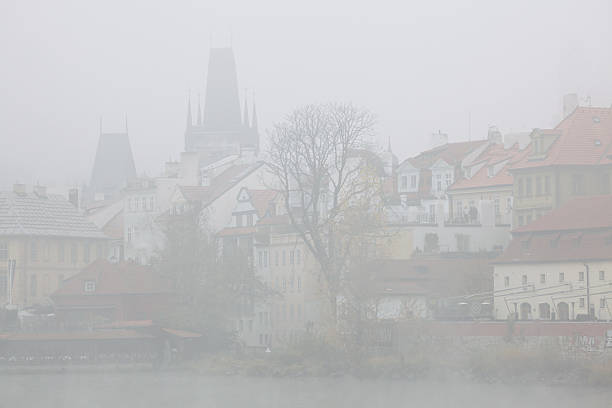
{"left": 510, "top": 106, "right": 612, "bottom": 228}
{"left": 493, "top": 195, "right": 612, "bottom": 322}
{"left": 51, "top": 259, "right": 174, "bottom": 327}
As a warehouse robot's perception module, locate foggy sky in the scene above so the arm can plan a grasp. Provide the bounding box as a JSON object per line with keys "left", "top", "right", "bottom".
{"left": 1, "top": 0, "right": 611, "bottom": 189}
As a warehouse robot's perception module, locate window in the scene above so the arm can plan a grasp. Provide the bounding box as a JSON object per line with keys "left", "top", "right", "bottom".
{"left": 297, "top": 304, "right": 302, "bottom": 320}
{"left": 290, "top": 250, "right": 294, "bottom": 265}
{"left": 494, "top": 198, "right": 500, "bottom": 216}
{"left": 58, "top": 242, "right": 65, "bottom": 263}
{"left": 526, "top": 214, "right": 532, "bottom": 224}
{"left": 522, "top": 275, "right": 528, "bottom": 285}
{"left": 579, "top": 271, "right": 585, "bottom": 281}
{"left": 518, "top": 179, "right": 524, "bottom": 197}
{"left": 236, "top": 214, "right": 243, "bottom": 227}
{"left": 0, "top": 242, "right": 7, "bottom": 261}
{"left": 282, "top": 250, "right": 286, "bottom": 266}
{"left": 263, "top": 251, "right": 268, "bottom": 267}
{"left": 544, "top": 176, "right": 551, "bottom": 195}
{"left": 258, "top": 251, "right": 263, "bottom": 267}
{"left": 248, "top": 320, "right": 253, "bottom": 332}
{"left": 456, "top": 234, "right": 470, "bottom": 252}
{"left": 487, "top": 167, "right": 494, "bottom": 177}
{"left": 535, "top": 176, "right": 542, "bottom": 196}
{"left": 410, "top": 175, "right": 417, "bottom": 188}
{"left": 128, "top": 198, "right": 133, "bottom": 211}
{"left": 149, "top": 196, "right": 155, "bottom": 211}
{"left": 572, "top": 174, "right": 585, "bottom": 195}
{"left": 296, "top": 250, "right": 301, "bottom": 265}
{"left": 401, "top": 176, "right": 408, "bottom": 190}
{"left": 436, "top": 174, "right": 442, "bottom": 191}
{"left": 559, "top": 272, "right": 565, "bottom": 283}
{"left": 275, "top": 251, "right": 279, "bottom": 266}
{"left": 506, "top": 197, "right": 512, "bottom": 213}
{"left": 290, "top": 304, "right": 294, "bottom": 320}
{"left": 518, "top": 215, "right": 524, "bottom": 226}
{"left": 84, "top": 280, "right": 96, "bottom": 292}
{"left": 30, "top": 241, "right": 38, "bottom": 262}
{"left": 282, "top": 277, "right": 286, "bottom": 291}
{"left": 504, "top": 276, "right": 509, "bottom": 288}
{"left": 247, "top": 213, "right": 254, "bottom": 226}
{"left": 127, "top": 226, "right": 133, "bottom": 243}
{"left": 297, "top": 276, "right": 302, "bottom": 292}
{"left": 579, "top": 297, "right": 585, "bottom": 308}
{"left": 601, "top": 298, "right": 607, "bottom": 308}
{"left": 445, "top": 173, "right": 452, "bottom": 187}
{"left": 29, "top": 274, "right": 37, "bottom": 296}
{"left": 71, "top": 243, "right": 78, "bottom": 264}
{"left": 525, "top": 177, "right": 532, "bottom": 196}
{"left": 540, "top": 274, "right": 546, "bottom": 284}
{"left": 599, "top": 270, "right": 605, "bottom": 280}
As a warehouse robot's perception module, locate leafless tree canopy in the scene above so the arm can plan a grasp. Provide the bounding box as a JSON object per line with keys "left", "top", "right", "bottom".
{"left": 267, "top": 103, "right": 384, "bottom": 315}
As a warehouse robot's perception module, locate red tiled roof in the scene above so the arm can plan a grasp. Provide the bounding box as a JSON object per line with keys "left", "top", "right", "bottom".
{"left": 512, "top": 106, "right": 612, "bottom": 170}
{"left": 248, "top": 189, "right": 278, "bottom": 218}
{"left": 513, "top": 195, "right": 612, "bottom": 233}
{"left": 0, "top": 329, "right": 154, "bottom": 342}
{"left": 403, "top": 140, "right": 488, "bottom": 170}
{"left": 52, "top": 260, "right": 173, "bottom": 297}
{"left": 449, "top": 143, "right": 530, "bottom": 191}
{"left": 495, "top": 229, "right": 612, "bottom": 263}
{"left": 178, "top": 186, "right": 210, "bottom": 202}
{"left": 102, "top": 209, "right": 123, "bottom": 240}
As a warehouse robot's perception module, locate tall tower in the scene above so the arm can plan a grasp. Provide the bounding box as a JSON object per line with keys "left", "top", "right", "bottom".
{"left": 184, "top": 47, "right": 259, "bottom": 163}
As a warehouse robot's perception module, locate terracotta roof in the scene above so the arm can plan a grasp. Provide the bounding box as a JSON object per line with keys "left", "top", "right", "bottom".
{"left": 512, "top": 106, "right": 612, "bottom": 170}
{"left": 52, "top": 259, "right": 173, "bottom": 297}
{"left": 402, "top": 140, "right": 488, "bottom": 170}
{"left": 101, "top": 210, "right": 123, "bottom": 240}
{"left": 513, "top": 195, "right": 612, "bottom": 233}
{"left": 248, "top": 189, "right": 278, "bottom": 217}
{"left": 0, "top": 329, "right": 154, "bottom": 342}
{"left": 449, "top": 143, "right": 530, "bottom": 191}
{"left": 178, "top": 186, "right": 210, "bottom": 202}
{"left": 495, "top": 229, "right": 612, "bottom": 264}
{"left": 0, "top": 191, "right": 107, "bottom": 239}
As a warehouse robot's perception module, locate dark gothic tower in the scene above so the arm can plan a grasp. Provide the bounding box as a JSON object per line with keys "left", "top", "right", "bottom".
{"left": 184, "top": 47, "right": 259, "bottom": 161}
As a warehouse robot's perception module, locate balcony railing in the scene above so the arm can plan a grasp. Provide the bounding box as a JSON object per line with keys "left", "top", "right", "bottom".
{"left": 445, "top": 216, "right": 480, "bottom": 226}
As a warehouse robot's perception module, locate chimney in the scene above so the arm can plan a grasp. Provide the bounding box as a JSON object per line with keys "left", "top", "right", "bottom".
{"left": 487, "top": 126, "right": 503, "bottom": 144}
{"left": 33, "top": 185, "right": 47, "bottom": 198}
{"left": 68, "top": 188, "right": 79, "bottom": 208}
{"left": 430, "top": 131, "right": 448, "bottom": 149}
{"left": 13, "top": 183, "right": 26, "bottom": 195}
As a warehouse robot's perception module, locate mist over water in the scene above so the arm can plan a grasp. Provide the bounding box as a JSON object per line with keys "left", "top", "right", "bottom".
{"left": 5, "top": 374, "right": 611, "bottom": 408}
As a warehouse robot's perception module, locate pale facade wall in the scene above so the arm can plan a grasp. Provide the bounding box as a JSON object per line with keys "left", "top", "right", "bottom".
{"left": 493, "top": 261, "right": 612, "bottom": 321}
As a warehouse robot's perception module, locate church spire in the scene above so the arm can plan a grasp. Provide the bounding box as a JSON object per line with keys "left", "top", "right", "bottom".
{"left": 186, "top": 92, "right": 192, "bottom": 128}
{"left": 251, "top": 92, "right": 258, "bottom": 131}
{"left": 196, "top": 92, "right": 202, "bottom": 126}
{"left": 242, "top": 89, "right": 250, "bottom": 127}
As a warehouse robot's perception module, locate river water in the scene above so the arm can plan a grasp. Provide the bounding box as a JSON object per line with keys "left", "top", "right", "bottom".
{"left": 3, "top": 373, "right": 611, "bottom": 408}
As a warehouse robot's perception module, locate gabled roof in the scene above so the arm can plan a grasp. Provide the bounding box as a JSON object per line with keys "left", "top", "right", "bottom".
{"left": 248, "top": 189, "right": 278, "bottom": 218}
{"left": 400, "top": 140, "right": 488, "bottom": 170}
{"left": 52, "top": 259, "right": 172, "bottom": 297}
{"left": 511, "top": 106, "right": 612, "bottom": 170}
{"left": 0, "top": 191, "right": 107, "bottom": 239}
{"left": 449, "top": 142, "right": 530, "bottom": 191}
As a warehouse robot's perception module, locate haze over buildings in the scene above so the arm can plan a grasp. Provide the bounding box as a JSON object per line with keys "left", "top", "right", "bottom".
{"left": 1, "top": 0, "right": 612, "bottom": 189}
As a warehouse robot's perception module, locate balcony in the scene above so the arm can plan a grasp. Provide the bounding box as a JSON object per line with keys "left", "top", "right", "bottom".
{"left": 445, "top": 216, "right": 480, "bottom": 226}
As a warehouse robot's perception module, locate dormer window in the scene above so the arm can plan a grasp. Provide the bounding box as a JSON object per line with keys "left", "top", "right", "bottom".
{"left": 487, "top": 167, "right": 494, "bottom": 177}
{"left": 84, "top": 280, "right": 96, "bottom": 292}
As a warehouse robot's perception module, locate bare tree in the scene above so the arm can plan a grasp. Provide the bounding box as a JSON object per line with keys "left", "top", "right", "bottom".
{"left": 267, "top": 103, "right": 386, "bottom": 330}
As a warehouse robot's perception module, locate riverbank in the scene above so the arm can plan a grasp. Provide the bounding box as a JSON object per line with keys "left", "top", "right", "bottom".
{"left": 184, "top": 344, "right": 612, "bottom": 387}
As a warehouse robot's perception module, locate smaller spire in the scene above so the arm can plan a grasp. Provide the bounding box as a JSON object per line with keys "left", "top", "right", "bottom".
{"left": 387, "top": 135, "right": 392, "bottom": 153}
{"left": 186, "top": 91, "right": 192, "bottom": 128}
{"left": 243, "top": 89, "right": 249, "bottom": 127}
{"left": 197, "top": 92, "right": 202, "bottom": 126}
{"left": 251, "top": 91, "right": 258, "bottom": 131}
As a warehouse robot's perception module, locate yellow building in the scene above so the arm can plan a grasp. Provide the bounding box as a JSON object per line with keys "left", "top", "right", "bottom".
{"left": 510, "top": 107, "right": 612, "bottom": 227}
{"left": 0, "top": 185, "right": 109, "bottom": 307}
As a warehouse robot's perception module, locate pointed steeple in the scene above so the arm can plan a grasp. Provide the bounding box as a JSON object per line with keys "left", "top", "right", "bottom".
{"left": 251, "top": 92, "right": 258, "bottom": 131}
{"left": 203, "top": 47, "right": 241, "bottom": 130}
{"left": 242, "top": 89, "right": 250, "bottom": 127}
{"left": 186, "top": 92, "right": 192, "bottom": 128}
{"left": 196, "top": 92, "right": 202, "bottom": 126}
